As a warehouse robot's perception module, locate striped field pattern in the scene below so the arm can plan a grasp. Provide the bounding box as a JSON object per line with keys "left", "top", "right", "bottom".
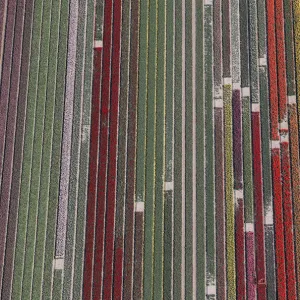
{"left": 1, "top": 0, "right": 300, "bottom": 299}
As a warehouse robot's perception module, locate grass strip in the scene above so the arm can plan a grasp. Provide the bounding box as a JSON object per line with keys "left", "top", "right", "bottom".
{"left": 11, "top": 1, "right": 44, "bottom": 298}
{"left": 143, "top": 0, "right": 157, "bottom": 297}
{"left": 21, "top": 0, "right": 53, "bottom": 297}
{"left": 173, "top": 0, "right": 183, "bottom": 296}
{"left": 31, "top": 0, "right": 61, "bottom": 298}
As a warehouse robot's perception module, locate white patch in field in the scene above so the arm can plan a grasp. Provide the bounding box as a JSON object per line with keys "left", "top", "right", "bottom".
{"left": 53, "top": 258, "right": 64, "bottom": 270}
{"left": 280, "top": 133, "right": 289, "bottom": 143}
{"left": 164, "top": 181, "right": 174, "bottom": 191}
{"left": 223, "top": 77, "right": 232, "bottom": 85}
{"left": 279, "top": 120, "right": 288, "bottom": 130}
{"left": 94, "top": 40, "right": 103, "bottom": 48}
{"left": 81, "top": 125, "right": 90, "bottom": 143}
{"left": 265, "top": 209, "right": 273, "bottom": 225}
{"left": 214, "top": 85, "right": 223, "bottom": 98}
{"left": 206, "top": 285, "right": 216, "bottom": 295}
{"left": 271, "top": 140, "right": 280, "bottom": 149}
{"left": 235, "top": 189, "right": 243, "bottom": 199}
{"left": 245, "top": 223, "right": 254, "bottom": 232}
{"left": 204, "top": 0, "right": 213, "bottom": 5}
{"left": 214, "top": 99, "right": 223, "bottom": 108}
{"left": 135, "top": 202, "right": 144, "bottom": 212}
{"left": 241, "top": 87, "right": 250, "bottom": 97}
{"left": 232, "top": 82, "right": 240, "bottom": 90}
{"left": 288, "top": 95, "right": 296, "bottom": 104}
{"left": 251, "top": 103, "right": 260, "bottom": 112}
{"left": 259, "top": 57, "right": 267, "bottom": 66}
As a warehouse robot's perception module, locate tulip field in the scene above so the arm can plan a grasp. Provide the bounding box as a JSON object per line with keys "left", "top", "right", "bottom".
{"left": 2, "top": 0, "right": 300, "bottom": 299}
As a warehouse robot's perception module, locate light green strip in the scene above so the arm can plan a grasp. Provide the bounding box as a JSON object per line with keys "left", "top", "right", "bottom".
{"left": 224, "top": 84, "right": 236, "bottom": 300}
{"left": 11, "top": 1, "right": 44, "bottom": 298}
{"left": 31, "top": 0, "right": 61, "bottom": 298}
{"left": 204, "top": 3, "right": 215, "bottom": 294}
{"left": 153, "top": 0, "right": 165, "bottom": 298}
{"left": 248, "top": 0, "right": 259, "bottom": 104}
{"left": 42, "top": 0, "right": 69, "bottom": 298}
{"left": 242, "top": 97, "right": 254, "bottom": 222}
{"left": 163, "top": 0, "right": 174, "bottom": 297}
{"left": 22, "top": 0, "right": 52, "bottom": 288}
{"left": 136, "top": 0, "right": 149, "bottom": 204}
{"left": 143, "top": 0, "right": 157, "bottom": 298}
{"left": 52, "top": 270, "right": 63, "bottom": 300}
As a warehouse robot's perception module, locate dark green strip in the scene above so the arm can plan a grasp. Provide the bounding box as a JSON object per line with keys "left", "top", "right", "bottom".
{"left": 136, "top": 0, "right": 148, "bottom": 204}
{"left": 31, "top": 0, "right": 60, "bottom": 298}
{"left": 173, "top": 0, "right": 182, "bottom": 297}
{"left": 185, "top": 0, "right": 193, "bottom": 297}
{"left": 242, "top": 97, "right": 254, "bottom": 223}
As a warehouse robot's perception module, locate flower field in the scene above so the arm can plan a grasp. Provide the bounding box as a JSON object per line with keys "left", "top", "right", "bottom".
{"left": 1, "top": 0, "right": 300, "bottom": 299}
